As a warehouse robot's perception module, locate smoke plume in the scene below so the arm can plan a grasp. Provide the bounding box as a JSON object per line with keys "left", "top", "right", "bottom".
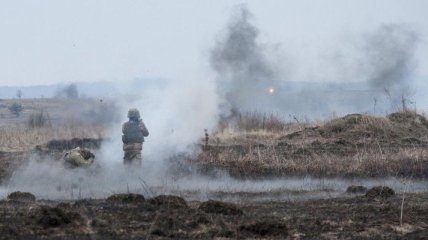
{"left": 210, "top": 5, "right": 283, "bottom": 114}
{"left": 1, "top": 6, "right": 425, "bottom": 201}
{"left": 211, "top": 7, "right": 421, "bottom": 118}
{"left": 362, "top": 24, "right": 419, "bottom": 89}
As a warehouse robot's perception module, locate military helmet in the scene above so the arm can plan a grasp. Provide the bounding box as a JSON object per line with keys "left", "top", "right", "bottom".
{"left": 127, "top": 108, "right": 140, "bottom": 120}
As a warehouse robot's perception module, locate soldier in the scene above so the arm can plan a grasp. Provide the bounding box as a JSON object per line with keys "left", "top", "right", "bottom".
{"left": 122, "top": 108, "right": 149, "bottom": 166}
{"left": 63, "top": 147, "right": 95, "bottom": 169}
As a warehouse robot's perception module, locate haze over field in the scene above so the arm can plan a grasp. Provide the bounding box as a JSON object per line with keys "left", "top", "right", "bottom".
{"left": 1, "top": 1, "right": 427, "bottom": 161}
{"left": 2, "top": 6, "right": 428, "bottom": 239}
{"left": 1, "top": 1, "right": 427, "bottom": 114}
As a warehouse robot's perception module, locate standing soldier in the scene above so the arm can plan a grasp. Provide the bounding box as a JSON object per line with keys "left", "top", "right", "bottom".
{"left": 122, "top": 109, "right": 149, "bottom": 166}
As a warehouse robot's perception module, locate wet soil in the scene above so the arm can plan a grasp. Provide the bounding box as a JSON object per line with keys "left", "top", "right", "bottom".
{"left": 0, "top": 192, "right": 427, "bottom": 239}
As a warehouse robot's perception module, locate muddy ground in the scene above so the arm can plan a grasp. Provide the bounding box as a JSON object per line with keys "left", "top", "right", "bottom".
{"left": 0, "top": 191, "right": 427, "bottom": 239}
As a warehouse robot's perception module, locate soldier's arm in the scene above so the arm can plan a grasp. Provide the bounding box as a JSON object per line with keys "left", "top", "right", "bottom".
{"left": 139, "top": 120, "right": 149, "bottom": 137}
{"left": 122, "top": 123, "right": 126, "bottom": 134}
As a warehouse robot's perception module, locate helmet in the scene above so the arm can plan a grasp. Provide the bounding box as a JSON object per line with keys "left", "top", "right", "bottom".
{"left": 127, "top": 108, "right": 140, "bottom": 120}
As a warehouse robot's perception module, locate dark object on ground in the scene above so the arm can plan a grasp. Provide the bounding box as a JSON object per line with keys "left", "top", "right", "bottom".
{"left": 149, "top": 195, "right": 188, "bottom": 209}
{"left": 346, "top": 185, "right": 368, "bottom": 194}
{"left": 198, "top": 200, "right": 243, "bottom": 215}
{"left": 107, "top": 193, "right": 146, "bottom": 203}
{"left": 32, "top": 206, "right": 83, "bottom": 228}
{"left": 106, "top": 193, "right": 145, "bottom": 204}
{"left": 239, "top": 220, "right": 288, "bottom": 237}
{"left": 37, "top": 138, "right": 104, "bottom": 151}
{"left": 7, "top": 191, "right": 36, "bottom": 202}
{"left": 366, "top": 186, "right": 395, "bottom": 200}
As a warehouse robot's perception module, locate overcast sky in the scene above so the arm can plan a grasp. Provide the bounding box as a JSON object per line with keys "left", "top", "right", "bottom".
{"left": 0, "top": 0, "right": 427, "bottom": 86}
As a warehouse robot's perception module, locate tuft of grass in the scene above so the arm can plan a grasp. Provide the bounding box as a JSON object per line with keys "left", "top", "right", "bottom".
{"left": 27, "top": 111, "right": 52, "bottom": 128}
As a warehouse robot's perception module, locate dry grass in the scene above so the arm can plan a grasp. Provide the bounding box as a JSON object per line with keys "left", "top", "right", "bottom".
{"left": 197, "top": 110, "right": 428, "bottom": 178}
{"left": 0, "top": 98, "right": 117, "bottom": 152}
{"left": 0, "top": 125, "right": 107, "bottom": 152}
{"left": 0, "top": 98, "right": 120, "bottom": 127}
{"left": 197, "top": 143, "right": 428, "bottom": 178}
{"left": 218, "top": 111, "right": 308, "bottom": 132}
{"left": 213, "top": 111, "right": 310, "bottom": 145}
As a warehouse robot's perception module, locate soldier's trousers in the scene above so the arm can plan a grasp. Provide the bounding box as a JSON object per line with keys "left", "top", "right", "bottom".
{"left": 123, "top": 143, "right": 143, "bottom": 167}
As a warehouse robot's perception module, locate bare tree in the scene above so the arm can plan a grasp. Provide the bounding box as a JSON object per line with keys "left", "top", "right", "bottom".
{"left": 16, "top": 89, "right": 22, "bottom": 99}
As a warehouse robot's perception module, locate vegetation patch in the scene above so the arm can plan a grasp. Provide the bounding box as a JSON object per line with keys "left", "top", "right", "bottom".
{"left": 7, "top": 191, "right": 36, "bottom": 202}
{"left": 346, "top": 185, "right": 368, "bottom": 194}
{"left": 31, "top": 206, "right": 84, "bottom": 228}
{"left": 365, "top": 186, "right": 395, "bottom": 201}
{"left": 239, "top": 220, "right": 288, "bottom": 237}
{"left": 198, "top": 200, "right": 243, "bottom": 215}
{"left": 106, "top": 193, "right": 145, "bottom": 204}
{"left": 149, "top": 195, "right": 188, "bottom": 209}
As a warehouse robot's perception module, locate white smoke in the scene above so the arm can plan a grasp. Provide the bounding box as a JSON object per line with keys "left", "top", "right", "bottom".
{"left": 1, "top": 76, "right": 221, "bottom": 200}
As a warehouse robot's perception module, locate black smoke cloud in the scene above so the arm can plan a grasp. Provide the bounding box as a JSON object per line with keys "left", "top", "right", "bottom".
{"left": 351, "top": 24, "right": 420, "bottom": 110}
{"left": 210, "top": 5, "right": 282, "bottom": 114}
{"left": 362, "top": 24, "right": 419, "bottom": 89}
{"left": 211, "top": 6, "right": 421, "bottom": 118}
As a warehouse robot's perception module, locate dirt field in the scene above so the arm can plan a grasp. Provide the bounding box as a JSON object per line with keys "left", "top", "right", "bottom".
{"left": 1, "top": 191, "right": 427, "bottom": 239}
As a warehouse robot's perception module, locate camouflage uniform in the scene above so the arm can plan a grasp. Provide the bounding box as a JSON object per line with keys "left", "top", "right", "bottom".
{"left": 63, "top": 147, "right": 95, "bottom": 168}
{"left": 122, "top": 109, "right": 149, "bottom": 166}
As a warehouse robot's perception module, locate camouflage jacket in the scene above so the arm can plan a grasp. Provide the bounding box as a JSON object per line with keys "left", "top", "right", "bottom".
{"left": 122, "top": 119, "right": 149, "bottom": 144}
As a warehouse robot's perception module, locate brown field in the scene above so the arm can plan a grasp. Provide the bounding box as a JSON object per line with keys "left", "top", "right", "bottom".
{"left": 0, "top": 98, "right": 115, "bottom": 152}
{"left": 1, "top": 99, "right": 428, "bottom": 239}
{"left": 1, "top": 99, "right": 428, "bottom": 179}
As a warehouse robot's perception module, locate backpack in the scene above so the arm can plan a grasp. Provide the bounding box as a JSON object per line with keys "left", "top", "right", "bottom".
{"left": 122, "top": 121, "right": 144, "bottom": 144}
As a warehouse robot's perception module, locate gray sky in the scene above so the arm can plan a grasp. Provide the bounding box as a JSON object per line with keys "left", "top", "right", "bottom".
{"left": 1, "top": 0, "right": 427, "bottom": 86}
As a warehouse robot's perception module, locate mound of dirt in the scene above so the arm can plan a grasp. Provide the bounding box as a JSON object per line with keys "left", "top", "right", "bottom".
{"left": 106, "top": 193, "right": 145, "bottom": 204}
{"left": 31, "top": 206, "right": 84, "bottom": 228}
{"left": 365, "top": 186, "right": 395, "bottom": 200}
{"left": 239, "top": 220, "right": 288, "bottom": 237}
{"left": 319, "top": 114, "right": 394, "bottom": 139}
{"left": 36, "top": 138, "right": 104, "bottom": 152}
{"left": 7, "top": 191, "right": 36, "bottom": 202}
{"left": 286, "top": 111, "right": 428, "bottom": 146}
{"left": 346, "top": 185, "right": 368, "bottom": 194}
{"left": 149, "top": 195, "right": 188, "bottom": 209}
{"left": 198, "top": 200, "right": 243, "bottom": 215}
{"left": 388, "top": 111, "right": 428, "bottom": 126}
